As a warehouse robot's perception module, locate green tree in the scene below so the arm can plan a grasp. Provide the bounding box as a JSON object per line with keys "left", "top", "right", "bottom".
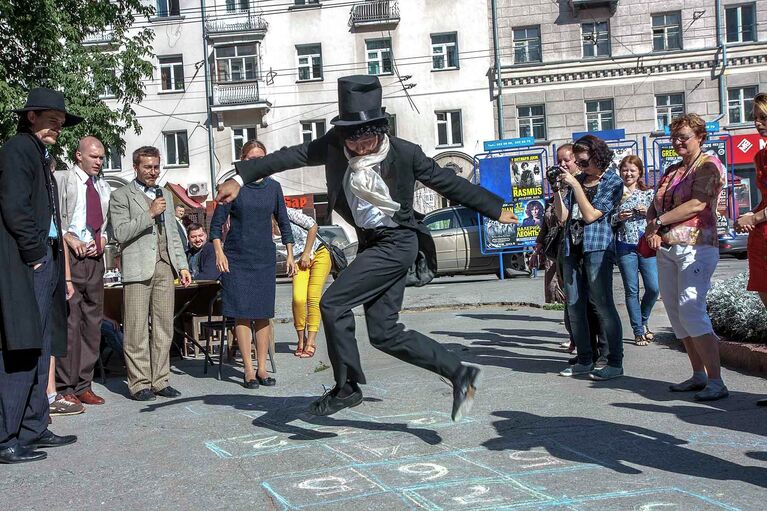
{"left": 0, "top": 0, "right": 155, "bottom": 161}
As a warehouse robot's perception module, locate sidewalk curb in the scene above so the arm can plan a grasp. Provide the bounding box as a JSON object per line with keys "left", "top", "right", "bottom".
{"left": 656, "top": 335, "right": 767, "bottom": 377}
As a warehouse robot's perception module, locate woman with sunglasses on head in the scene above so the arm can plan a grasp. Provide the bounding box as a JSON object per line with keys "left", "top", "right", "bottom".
{"left": 210, "top": 140, "right": 296, "bottom": 389}
{"left": 554, "top": 135, "right": 625, "bottom": 380}
{"left": 734, "top": 93, "right": 767, "bottom": 406}
{"left": 612, "top": 155, "right": 659, "bottom": 346}
{"left": 645, "top": 113, "right": 727, "bottom": 401}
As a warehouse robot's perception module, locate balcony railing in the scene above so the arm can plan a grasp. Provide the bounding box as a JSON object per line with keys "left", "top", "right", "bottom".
{"left": 205, "top": 13, "right": 268, "bottom": 35}
{"left": 213, "top": 81, "right": 263, "bottom": 106}
{"left": 349, "top": 0, "right": 400, "bottom": 28}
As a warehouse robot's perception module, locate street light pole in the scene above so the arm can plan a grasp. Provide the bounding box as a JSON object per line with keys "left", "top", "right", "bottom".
{"left": 200, "top": 0, "right": 217, "bottom": 194}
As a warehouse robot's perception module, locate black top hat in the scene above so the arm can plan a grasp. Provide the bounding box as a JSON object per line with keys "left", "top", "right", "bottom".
{"left": 12, "top": 88, "right": 84, "bottom": 127}
{"left": 330, "top": 75, "right": 387, "bottom": 127}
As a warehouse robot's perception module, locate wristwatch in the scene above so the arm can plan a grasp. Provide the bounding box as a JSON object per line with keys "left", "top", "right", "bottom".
{"left": 653, "top": 217, "right": 663, "bottom": 227}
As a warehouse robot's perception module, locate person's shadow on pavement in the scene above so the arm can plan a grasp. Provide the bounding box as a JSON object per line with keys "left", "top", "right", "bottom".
{"left": 139, "top": 393, "right": 443, "bottom": 445}
{"left": 482, "top": 410, "right": 767, "bottom": 488}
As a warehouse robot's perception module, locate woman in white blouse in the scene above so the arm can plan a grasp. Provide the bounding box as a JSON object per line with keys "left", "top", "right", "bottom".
{"left": 287, "top": 208, "right": 332, "bottom": 358}
{"left": 612, "top": 155, "right": 659, "bottom": 346}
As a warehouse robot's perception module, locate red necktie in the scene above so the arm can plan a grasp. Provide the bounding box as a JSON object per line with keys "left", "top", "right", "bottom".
{"left": 85, "top": 178, "right": 104, "bottom": 252}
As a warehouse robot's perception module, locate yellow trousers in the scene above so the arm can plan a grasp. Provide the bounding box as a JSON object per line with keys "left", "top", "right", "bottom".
{"left": 292, "top": 246, "right": 332, "bottom": 332}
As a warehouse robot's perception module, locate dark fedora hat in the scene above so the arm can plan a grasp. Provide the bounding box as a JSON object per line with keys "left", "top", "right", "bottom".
{"left": 330, "top": 75, "right": 387, "bottom": 127}
{"left": 12, "top": 87, "right": 84, "bottom": 127}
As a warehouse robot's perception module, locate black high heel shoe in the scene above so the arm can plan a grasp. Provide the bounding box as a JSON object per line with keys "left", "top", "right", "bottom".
{"left": 256, "top": 374, "right": 276, "bottom": 386}
{"left": 243, "top": 376, "right": 259, "bottom": 389}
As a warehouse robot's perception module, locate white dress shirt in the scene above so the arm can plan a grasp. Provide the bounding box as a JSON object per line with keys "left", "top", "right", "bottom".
{"left": 67, "top": 165, "right": 110, "bottom": 243}
{"left": 343, "top": 165, "right": 398, "bottom": 229}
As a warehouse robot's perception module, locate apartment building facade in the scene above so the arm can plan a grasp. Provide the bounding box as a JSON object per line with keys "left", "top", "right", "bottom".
{"left": 492, "top": 0, "right": 767, "bottom": 208}
{"left": 97, "top": 0, "right": 496, "bottom": 225}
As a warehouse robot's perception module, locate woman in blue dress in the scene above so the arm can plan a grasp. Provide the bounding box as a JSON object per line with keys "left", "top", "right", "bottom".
{"left": 211, "top": 140, "right": 295, "bottom": 388}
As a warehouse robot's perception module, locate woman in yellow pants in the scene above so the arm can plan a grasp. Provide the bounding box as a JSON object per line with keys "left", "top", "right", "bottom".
{"left": 287, "top": 208, "right": 332, "bottom": 358}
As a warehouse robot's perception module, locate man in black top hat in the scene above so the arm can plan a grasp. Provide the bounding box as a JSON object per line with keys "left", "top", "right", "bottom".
{"left": 0, "top": 88, "right": 80, "bottom": 463}
{"left": 217, "top": 75, "right": 517, "bottom": 420}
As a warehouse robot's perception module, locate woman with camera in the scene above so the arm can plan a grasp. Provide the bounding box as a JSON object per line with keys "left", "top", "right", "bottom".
{"left": 612, "top": 155, "right": 659, "bottom": 346}
{"left": 645, "top": 114, "right": 727, "bottom": 401}
{"left": 554, "top": 135, "right": 625, "bottom": 380}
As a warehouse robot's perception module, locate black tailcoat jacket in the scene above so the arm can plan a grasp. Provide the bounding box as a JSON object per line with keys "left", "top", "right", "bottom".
{"left": 0, "top": 133, "right": 67, "bottom": 354}
{"left": 234, "top": 130, "right": 504, "bottom": 280}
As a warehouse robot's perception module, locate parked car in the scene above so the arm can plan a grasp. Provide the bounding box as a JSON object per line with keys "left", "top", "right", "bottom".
{"left": 419, "top": 206, "right": 528, "bottom": 279}
{"left": 719, "top": 231, "right": 748, "bottom": 259}
{"left": 276, "top": 225, "right": 358, "bottom": 278}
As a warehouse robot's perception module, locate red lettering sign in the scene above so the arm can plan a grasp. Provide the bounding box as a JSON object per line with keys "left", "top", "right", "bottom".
{"left": 284, "top": 194, "right": 314, "bottom": 210}
{"left": 731, "top": 133, "right": 767, "bottom": 165}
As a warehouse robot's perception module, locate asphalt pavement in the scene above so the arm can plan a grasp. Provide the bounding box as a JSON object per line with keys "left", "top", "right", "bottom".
{"left": 1, "top": 256, "right": 764, "bottom": 511}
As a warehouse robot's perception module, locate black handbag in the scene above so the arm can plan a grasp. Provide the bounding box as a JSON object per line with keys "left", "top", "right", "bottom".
{"left": 542, "top": 225, "right": 563, "bottom": 260}
{"left": 316, "top": 232, "right": 348, "bottom": 274}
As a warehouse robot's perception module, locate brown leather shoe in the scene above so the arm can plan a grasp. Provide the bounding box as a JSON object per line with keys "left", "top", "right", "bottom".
{"left": 76, "top": 389, "right": 105, "bottom": 405}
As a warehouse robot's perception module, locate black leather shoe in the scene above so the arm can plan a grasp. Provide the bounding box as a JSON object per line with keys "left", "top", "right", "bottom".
{"left": 243, "top": 377, "right": 259, "bottom": 389}
{"left": 0, "top": 445, "right": 47, "bottom": 464}
{"left": 25, "top": 430, "right": 77, "bottom": 449}
{"left": 257, "top": 375, "right": 276, "bottom": 387}
{"left": 131, "top": 389, "right": 156, "bottom": 401}
{"left": 308, "top": 388, "right": 363, "bottom": 416}
{"left": 451, "top": 365, "right": 481, "bottom": 422}
{"left": 154, "top": 386, "right": 181, "bottom": 398}
{"left": 758, "top": 398, "right": 767, "bottom": 407}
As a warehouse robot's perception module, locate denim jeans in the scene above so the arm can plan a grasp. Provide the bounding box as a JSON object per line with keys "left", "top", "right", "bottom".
{"left": 563, "top": 246, "right": 624, "bottom": 367}
{"left": 616, "top": 245, "right": 660, "bottom": 337}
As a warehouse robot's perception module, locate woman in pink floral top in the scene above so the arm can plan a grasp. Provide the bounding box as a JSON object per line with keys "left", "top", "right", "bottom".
{"left": 645, "top": 113, "right": 727, "bottom": 402}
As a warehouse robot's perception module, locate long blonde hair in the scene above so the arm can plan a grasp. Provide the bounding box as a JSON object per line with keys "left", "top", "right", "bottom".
{"left": 754, "top": 92, "right": 767, "bottom": 118}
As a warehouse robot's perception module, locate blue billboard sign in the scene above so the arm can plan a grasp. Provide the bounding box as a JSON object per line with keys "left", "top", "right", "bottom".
{"left": 483, "top": 137, "right": 536, "bottom": 152}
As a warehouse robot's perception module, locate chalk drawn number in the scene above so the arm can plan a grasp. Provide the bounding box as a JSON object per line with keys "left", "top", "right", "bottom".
{"left": 297, "top": 476, "right": 351, "bottom": 496}
{"left": 637, "top": 504, "right": 676, "bottom": 511}
{"left": 247, "top": 435, "right": 288, "bottom": 450}
{"left": 509, "top": 450, "right": 562, "bottom": 469}
{"left": 398, "top": 462, "right": 449, "bottom": 482}
{"left": 453, "top": 485, "right": 502, "bottom": 506}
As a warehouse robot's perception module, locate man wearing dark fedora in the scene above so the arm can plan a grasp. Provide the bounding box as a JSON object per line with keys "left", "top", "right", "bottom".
{"left": 0, "top": 88, "right": 80, "bottom": 463}
{"left": 217, "top": 75, "right": 518, "bottom": 420}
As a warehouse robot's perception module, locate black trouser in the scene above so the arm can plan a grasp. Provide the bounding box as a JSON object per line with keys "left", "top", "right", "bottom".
{"left": 0, "top": 246, "right": 58, "bottom": 448}
{"left": 320, "top": 227, "right": 462, "bottom": 387}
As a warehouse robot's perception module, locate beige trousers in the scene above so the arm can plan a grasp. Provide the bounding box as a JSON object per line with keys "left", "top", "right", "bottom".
{"left": 123, "top": 259, "right": 175, "bottom": 394}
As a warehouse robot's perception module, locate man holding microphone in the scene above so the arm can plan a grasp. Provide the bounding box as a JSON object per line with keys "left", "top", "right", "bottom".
{"left": 109, "top": 146, "right": 191, "bottom": 402}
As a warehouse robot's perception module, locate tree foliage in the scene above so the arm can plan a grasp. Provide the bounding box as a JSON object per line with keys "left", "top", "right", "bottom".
{"left": 0, "top": 0, "right": 155, "bottom": 161}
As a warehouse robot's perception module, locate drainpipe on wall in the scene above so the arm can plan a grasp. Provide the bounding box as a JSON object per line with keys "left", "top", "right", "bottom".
{"left": 715, "top": 0, "right": 728, "bottom": 121}
{"left": 491, "top": 0, "right": 505, "bottom": 138}
{"left": 200, "top": 0, "right": 217, "bottom": 195}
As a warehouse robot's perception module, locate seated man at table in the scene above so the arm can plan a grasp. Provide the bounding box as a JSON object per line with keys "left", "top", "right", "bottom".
{"left": 109, "top": 146, "right": 191, "bottom": 402}
{"left": 186, "top": 223, "right": 220, "bottom": 281}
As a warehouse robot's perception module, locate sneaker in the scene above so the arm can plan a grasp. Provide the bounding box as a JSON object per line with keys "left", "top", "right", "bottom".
{"left": 669, "top": 378, "right": 707, "bottom": 392}
{"left": 559, "top": 363, "right": 594, "bottom": 377}
{"left": 594, "top": 355, "right": 609, "bottom": 369}
{"left": 49, "top": 394, "right": 85, "bottom": 416}
{"left": 694, "top": 385, "right": 729, "bottom": 402}
{"left": 589, "top": 365, "right": 624, "bottom": 380}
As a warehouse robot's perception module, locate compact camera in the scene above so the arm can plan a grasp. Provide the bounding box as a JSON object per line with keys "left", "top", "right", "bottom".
{"left": 546, "top": 165, "right": 565, "bottom": 191}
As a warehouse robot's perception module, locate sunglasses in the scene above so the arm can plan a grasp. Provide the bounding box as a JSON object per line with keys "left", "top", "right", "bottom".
{"left": 575, "top": 159, "right": 590, "bottom": 168}
{"left": 670, "top": 134, "right": 695, "bottom": 143}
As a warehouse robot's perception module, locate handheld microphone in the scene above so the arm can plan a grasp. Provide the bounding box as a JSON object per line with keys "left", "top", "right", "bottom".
{"left": 155, "top": 188, "right": 165, "bottom": 224}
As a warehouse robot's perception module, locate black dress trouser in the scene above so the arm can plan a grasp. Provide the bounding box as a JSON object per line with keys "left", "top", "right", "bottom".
{"left": 319, "top": 227, "right": 462, "bottom": 387}
{"left": 0, "top": 245, "right": 57, "bottom": 448}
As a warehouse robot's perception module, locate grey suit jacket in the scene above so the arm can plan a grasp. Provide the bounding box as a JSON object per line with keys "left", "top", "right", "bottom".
{"left": 55, "top": 166, "right": 111, "bottom": 240}
{"left": 109, "top": 181, "right": 188, "bottom": 283}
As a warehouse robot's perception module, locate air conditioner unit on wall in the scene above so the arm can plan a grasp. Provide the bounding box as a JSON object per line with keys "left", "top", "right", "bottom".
{"left": 187, "top": 182, "right": 209, "bottom": 197}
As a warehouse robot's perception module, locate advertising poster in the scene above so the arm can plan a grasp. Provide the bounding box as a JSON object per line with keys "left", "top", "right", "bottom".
{"left": 607, "top": 146, "right": 633, "bottom": 174}
{"left": 483, "top": 203, "right": 518, "bottom": 249}
{"left": 514, "top": 198, "right": 545, "bottom": 243}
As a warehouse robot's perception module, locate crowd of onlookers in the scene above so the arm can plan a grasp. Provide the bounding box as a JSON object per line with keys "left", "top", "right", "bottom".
{"left": 535, "top": 95, "right": 767, "bottom": 407}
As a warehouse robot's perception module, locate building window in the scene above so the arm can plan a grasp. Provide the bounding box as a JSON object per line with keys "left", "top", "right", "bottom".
{"left": 366, "top": 39, "right": 392, "bottom": 75}
{"left": 296, "top": 44, "right": 322, "bottom": 81}
{"left": 232, "top": 127, "right": 257, "bottom": 161}
{"left": 655, "top": 93, "right": 685, "bottom": 131}
{"left": 387, "top": 114, "right": 397, "bottom": 138}
{"left": 163, "top": 131, "right": 189, "bottom": 166}
{"left": 225, "top": 0, "right": 249, "bottom": 13}
{"left": 582, "top": 22, "right": 610, "bottom": 58}
{"left": 103, "top": 145, "right": 122, "bottom": 172}
{"left": 512, "top": 26, "right": 541, "bottom": 64}
{"left": 431, "top": 33, "right": 458, "bottom": 70}
{"left": 517, "top": 105, "right": 546, "bottom": 140}
{"left": 726, "top": 4, "right": 756, "bottom": 43}
{"left": 215, "top": 44, "right": 258, "bottom": 82}
{"left": 294, "top": 0, "right": 320, "bottom": 5}
{"left": 300, "top": 120, "right": 326, "bottom": 143}
{"left": 728, "top": 86, "right": 758, "bottom": 124}
{"left": 585, "top": 99, "right": 614, "bottom": 132}
{"left": 435, "top": 110, "right": 463, "bottom": 147}
{"left": 652, "top": 12, "right": 682, "bottom": 52}
{"left": 156, "top": 0, "right": 180, "bottom": 17}
{"left": 97, "top": 69, "right": 117, "bottom": 99}
{"left": 159, "top": 56, "right": 184, "bottom": 91}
